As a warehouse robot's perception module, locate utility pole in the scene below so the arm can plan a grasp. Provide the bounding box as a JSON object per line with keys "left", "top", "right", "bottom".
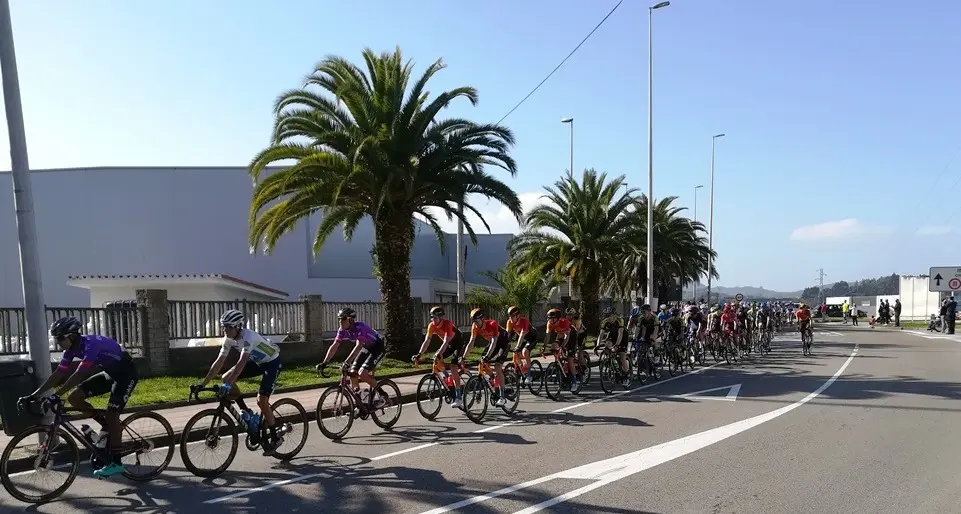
{"left": 816, "top": 268, "right": 826, "bottom": 304}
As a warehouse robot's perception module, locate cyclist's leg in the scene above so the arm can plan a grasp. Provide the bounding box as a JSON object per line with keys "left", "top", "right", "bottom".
{"left": 357, "top": 341, "right": 385, "bottom": 390}
{"left": 94, "top": 360, "right": 137, "bottom": 475}
{"left": 257, "top": 359, "right": 281, "bottom": 433}
{"left": 68, "top": 372, "right": 112, "bottom": 427}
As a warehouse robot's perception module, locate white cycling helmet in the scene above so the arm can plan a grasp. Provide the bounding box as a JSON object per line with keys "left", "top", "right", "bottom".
{"left": 220, "top": 309, "right": 245, "bottom": 328}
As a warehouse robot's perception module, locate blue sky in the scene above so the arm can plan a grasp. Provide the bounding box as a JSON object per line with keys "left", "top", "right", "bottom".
{"left": 2, "top": 0, "right": 959, "bottom": 292}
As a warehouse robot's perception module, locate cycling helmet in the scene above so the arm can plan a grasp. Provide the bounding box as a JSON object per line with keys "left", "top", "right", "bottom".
{"left": 507, "top": 305, "right": 521, "bottom": 317}
{"left": 470, "top": 308, "right": 485, "bottom": 321}
{"left": 50, "top": 316, "right": 82, "bottom": 338}
{"left": 602, "top": 306, "right": 616, "bottom": 316}
{"left": 546, "top": 308, "right": 563, "bottom": 319}
{"left": 659, "top": 304, "right": 668, "bottom": 311}
{"left": 220, "top": 309, "right": 245, "bottom": 328}
{"left": 337, "top": 307, "right": 356, "bottom": 319}
{"left": 630, "top": 306, "right": 641, "bottom": 317}
{"left": 429, "top": 306, "right": 445, "bottom": 317}
{"left": 640, "top": 304, "right": 652, "bottom": 312}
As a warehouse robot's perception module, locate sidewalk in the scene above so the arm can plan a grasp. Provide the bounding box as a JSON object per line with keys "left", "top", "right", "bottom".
{"left": 0, "top": 355, "right": 571, "bottom": 449}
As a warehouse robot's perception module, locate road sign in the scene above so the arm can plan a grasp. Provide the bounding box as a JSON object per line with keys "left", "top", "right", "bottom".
{"left": 734, "top": 293, "right": 744, "bottom": 302}
{"left": 928, "top": 267, "right": 961, "bottom": 292}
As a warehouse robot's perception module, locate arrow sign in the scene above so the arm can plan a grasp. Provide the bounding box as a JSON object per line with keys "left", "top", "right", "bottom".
{"left": 935, "top": 274, "right": 943, "bottom": 286}
{"left": 671, "top": 384, "right": 741, "bottom": 402}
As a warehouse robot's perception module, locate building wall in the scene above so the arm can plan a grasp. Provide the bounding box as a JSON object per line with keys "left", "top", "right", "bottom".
{"left": 0, "top": 167, "right": 512, "bottom": 306}
{"left": 78, "top": 283, "right": 282, "bottom": 308}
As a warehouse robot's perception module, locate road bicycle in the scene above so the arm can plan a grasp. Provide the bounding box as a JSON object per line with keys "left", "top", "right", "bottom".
{"left": 541, "top": 343, "right": 588, "bottom": 401}
{"left": 800, "top": 324, "right": 814, "bottom": 356}
{"left": 503, "top": 348, "right": 544, "bottom": 396}
{"left": 413, "top": 356, "right": 473, "bottom": 420}
{"left": 630, "top": 336, "right": 663, "bottom": 383}
{"left": 0, "top": 396, "right": 174, "bottom": 504}
{"left": 462, "top": 360, "right": 520, "bottom": 423}
{"left": 595, "top": 342, "right": 634, "bottom": 394}
{"left": 315, "top": 364, "right": 401, "bottom": 440}
{"left": 180, "top": 385, "right": 308, "bottom": 477}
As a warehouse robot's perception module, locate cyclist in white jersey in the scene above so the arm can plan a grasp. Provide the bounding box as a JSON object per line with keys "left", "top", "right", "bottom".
{"left": 198, "top": 309, "right": 283, "bottom": 454}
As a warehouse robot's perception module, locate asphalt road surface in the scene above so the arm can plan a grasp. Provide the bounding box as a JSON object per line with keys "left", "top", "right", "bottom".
{"left": 4, "top": 325, "right": 961, "bottom": 513}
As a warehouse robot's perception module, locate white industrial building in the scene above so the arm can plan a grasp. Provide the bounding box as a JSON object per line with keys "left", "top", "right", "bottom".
{"left": 0, "top": 166, "right": 512, "bottom": 307}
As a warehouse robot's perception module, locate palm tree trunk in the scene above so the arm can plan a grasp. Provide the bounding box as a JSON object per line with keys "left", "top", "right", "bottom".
{"left": 374, "top": 215, "right": 417, "bottom": 357}
{"left": 579, "top": 270, "right": 602, "bottom": 334}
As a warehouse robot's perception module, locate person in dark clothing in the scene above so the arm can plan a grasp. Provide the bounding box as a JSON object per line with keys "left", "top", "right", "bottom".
{"left": 893, "top": 299, "right": 902, "bottom": 327}
{"left": 947, "top": 297, "right": 958, "bottom": 335}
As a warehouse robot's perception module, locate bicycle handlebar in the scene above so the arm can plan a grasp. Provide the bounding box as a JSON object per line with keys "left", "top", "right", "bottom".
{"left": 188, "top": 384, "right": 222, "bottom": 402}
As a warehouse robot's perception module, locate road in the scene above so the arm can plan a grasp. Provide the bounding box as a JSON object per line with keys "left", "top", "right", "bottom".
{"left": 4, "top": 325, "right": 961, "bottom": 513}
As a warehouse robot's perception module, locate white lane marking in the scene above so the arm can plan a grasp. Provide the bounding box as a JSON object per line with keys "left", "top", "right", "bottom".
{"left": 550, "top": 360, "right": 724, "bottom": 414}
{"left": 672, "top": 383, "right": 741, "bottom": 402}
{"left": 419, "top": 344, "right": 859, "bottom": 514}
{"left": 204, "top": 344, "right": 790, "bottom": 504}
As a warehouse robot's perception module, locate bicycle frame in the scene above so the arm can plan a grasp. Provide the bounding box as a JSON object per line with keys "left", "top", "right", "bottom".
{"left": 35, "top": 399, "right": 122, "bottom": 462}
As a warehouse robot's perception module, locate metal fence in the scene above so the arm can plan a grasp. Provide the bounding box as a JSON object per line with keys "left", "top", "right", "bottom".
{"left": 0, "top": 306, "right": 144, "bottom": 355}
{"left": 168, "top": 300, "right": 307, "bottom": 340}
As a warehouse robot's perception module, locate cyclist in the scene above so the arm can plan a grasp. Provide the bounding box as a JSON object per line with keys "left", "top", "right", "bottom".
{"left": 199, "top": 309, "right": 283, "bottom": 455}
{"left": 796, "top": 303, "right": 813, "bottom": 350}
{"left": 506, "top": 305, "right": 540, "bottom": 385}
{"left": 635, "top": 304, "right": 659, "bottom": 360}
{"left": 19, "top": 316, "right": 138, "bottom": 478}
{"left": 544, "top": 308, "right": 580, "bottom": 391}
{"left": 318, "top": 307, "right": 387, "bottom": 408}
{"left": 414, "top": 306, "right": 467, "bottom": 408}
{"left": 567, "top": 307, "right": 589, "bottom": 371}
{"left": 464, "top": 308, "right": 510, "bottom": 407}
{"left": 598, "top": 306, "right": 629, "bottom": 387}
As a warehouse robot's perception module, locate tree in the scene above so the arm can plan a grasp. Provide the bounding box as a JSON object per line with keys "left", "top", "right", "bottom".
{"left": 465, "top": 266, "right": 561, "bottom": 319}
{"left": 508, "top": 169, "right": 636, "bottom": 332}
{"left": 609, "top": 196, "right": 716, "bottom": 302}
{"left": 247, "top": 48, "right": 522, "bottom": 356}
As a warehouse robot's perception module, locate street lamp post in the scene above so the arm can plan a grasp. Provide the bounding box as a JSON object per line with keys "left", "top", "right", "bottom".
{"left": 706, "top": 133, "right": 725, "bottom": 305}
{"left": 0, "top": 0, "right": 51, "bottom": 384}
{"left": 561, "top": 117, "right": 574, "bottom": 298}
{"left": 646, "top": 1, "right": 670, "bottom": 307}
{"left": 693, "top": 184, "right": 703, "bottom": 300}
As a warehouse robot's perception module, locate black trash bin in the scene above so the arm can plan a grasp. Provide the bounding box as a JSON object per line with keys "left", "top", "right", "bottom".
{"left": 0, "top": 360, "right": 39, "bottom": 436}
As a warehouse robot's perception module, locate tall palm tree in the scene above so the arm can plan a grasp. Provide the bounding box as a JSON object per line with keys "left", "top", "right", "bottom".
{"left": 247, "top": 47, "right": 523, "bottom": 355}
{"left": 508, "top": 169, "right": 636, "bottom": 332}
{"left": 609, "top": 195, "right": 717, "bottom": 301}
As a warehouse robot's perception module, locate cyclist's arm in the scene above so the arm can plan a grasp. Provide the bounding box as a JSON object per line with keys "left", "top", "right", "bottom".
{"left": 201, "top": 343, "right": 231, "bottom": 385}
{"left": 29, "top": 360, "right": 70, "bottom": 397}
{"left": 613, "top": 326, "right": 625, "bottom": 349}
{"left": 222, "top": 350, "right": 251, "bottom": 385}
{"left": 513, "top": 329, "right": 528, "bottom": 351}
{"left": 343, "top": 340, "right": 363, "bottom": 367}
{"left": 321, "top": 332, "right": 348, "bottom": 365}
{"left": 53, "top": 351, "right": 103, "bottom": 396}
{"left": 462, "top": 333, "right": 479, "bottom": 362}
{"left": 416, "top": 328, "right": 435, "bottom": 356}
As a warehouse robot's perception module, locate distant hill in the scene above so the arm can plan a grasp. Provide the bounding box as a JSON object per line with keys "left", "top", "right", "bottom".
{"left": 683, "top": 283, "right": 803, "bottom": 299}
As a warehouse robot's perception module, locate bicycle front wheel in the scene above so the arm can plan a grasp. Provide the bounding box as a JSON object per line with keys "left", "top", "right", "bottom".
{"left": 1, "top": 425, "right": 79, "bottom": 504}
{"left": 415, "top": 374, "right": 445, "bottom": 421}
{"left": 180, "top": 408, "right": 239, "bottom": 478}
{"left": 462, "top": 376, "right": 489, "bottom": 424}
{"left": 270, "top": 398, "right": 309, "bottom": 460}
{"left": 544, "top": 362, "right": 564, "bottom": 401}
{"left": 371, "top": 380, "right": 402, "bottom": 430}
{"left": 120, "top": 410, "right": 175, "bottom": 481}
{"left": 316, "top": 386, "right": 355, "bottom": 440}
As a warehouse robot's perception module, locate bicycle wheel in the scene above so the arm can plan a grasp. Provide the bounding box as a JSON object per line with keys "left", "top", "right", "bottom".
{"left": 598, "top": 355, "right": 617, "bottom": 394}
{"left": 501, "top": 367, "right": 521, "bottom": 415}
{"left": 1, "top": 425, "right": 79, "bottom": 504}
{"left": 527, "top": 360, "right": 544, "bottom": 396}
{"left": 370, "top": 379, "right": 402, "bottom": 430}
{"left": 544, "top": 362, "right": 564, "bottom": 401}
{"left": 179, "top": 408, "right": 239, "bottom": 478}
{"left": 462, "top": 375, "right": 489, "bottom": 424}
{"left": 316, "top": 386, "right": 355, "bottom": 440}
{"left": 120, "top": 410, "right": 175, "bottom": 481}
{"left": 416, "top": 374, "right": 445, "bottom": 420}
{"left": 269, "top": 398, "right": 309, "bottom": 460}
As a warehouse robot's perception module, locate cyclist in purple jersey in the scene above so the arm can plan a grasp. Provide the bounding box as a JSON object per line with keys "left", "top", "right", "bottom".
{"left": 20, "top": 316, "right": 138, "bottom": 479}
{"left": 318, "top": 308, "right": 387, "bottom": 407}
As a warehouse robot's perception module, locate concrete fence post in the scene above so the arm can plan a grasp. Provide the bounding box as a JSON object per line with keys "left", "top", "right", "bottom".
{"left": 135, "top": 288, "right": 170, "bottom": 376}
{"left": 300, "top": 294, "right": 324, "bottom": 343}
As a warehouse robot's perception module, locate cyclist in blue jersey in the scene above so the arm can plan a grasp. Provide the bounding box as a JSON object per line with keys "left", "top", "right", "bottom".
{"left": 198, "top": 309, "right": 283, "bottom": 455}
{"left": 317, "top": 307, "right": 387, "bottom": 408}
{"left": 19, "top": 316, "right": 139, "bottom": 478}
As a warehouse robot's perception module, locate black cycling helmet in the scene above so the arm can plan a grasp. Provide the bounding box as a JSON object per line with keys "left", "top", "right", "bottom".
{"left": 546, "top": 308, "right": 563, "bottom": 319}
{"left": 50, "top": 316, "right": 82, "bottom": 338}
{"left": 337, "top": 307, "right": 356, "bottom": 319}
{"left": 640, "top": 304, "right": 652, "bottom": 312}
{"left": 429, "top": 306, "right": 445, "bottom": 317}
{"left": 470, "top": 308, "right": 485, "bottom": 321}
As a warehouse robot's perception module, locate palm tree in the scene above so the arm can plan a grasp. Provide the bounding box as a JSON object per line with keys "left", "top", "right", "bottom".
{"left": 508, "top": 169, "right": 636, "bottom": 332}
{"left": 247, "top": 48, "right": 523, "bottom": 355}
{"left": 610, "top": 195, "right": 717, "bottom": 301}
{"left": 465, "top": 265, "right": 561, "bottom": 319}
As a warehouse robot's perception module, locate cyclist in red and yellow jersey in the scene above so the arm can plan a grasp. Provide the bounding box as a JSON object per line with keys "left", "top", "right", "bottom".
{"left": 795, "top": 303, "right": 813, "bottom": 345}
{"left": 414, "top": 306, "right": 467, "bottom": 408}
{"left": 506, "top": 306, "right": 540, "bottom": 385}
{"left": 545, "top": 308, "right": 580, "bottom": 391}
{"left": 465, "top": 308, "right": 511, "bottom": 407}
